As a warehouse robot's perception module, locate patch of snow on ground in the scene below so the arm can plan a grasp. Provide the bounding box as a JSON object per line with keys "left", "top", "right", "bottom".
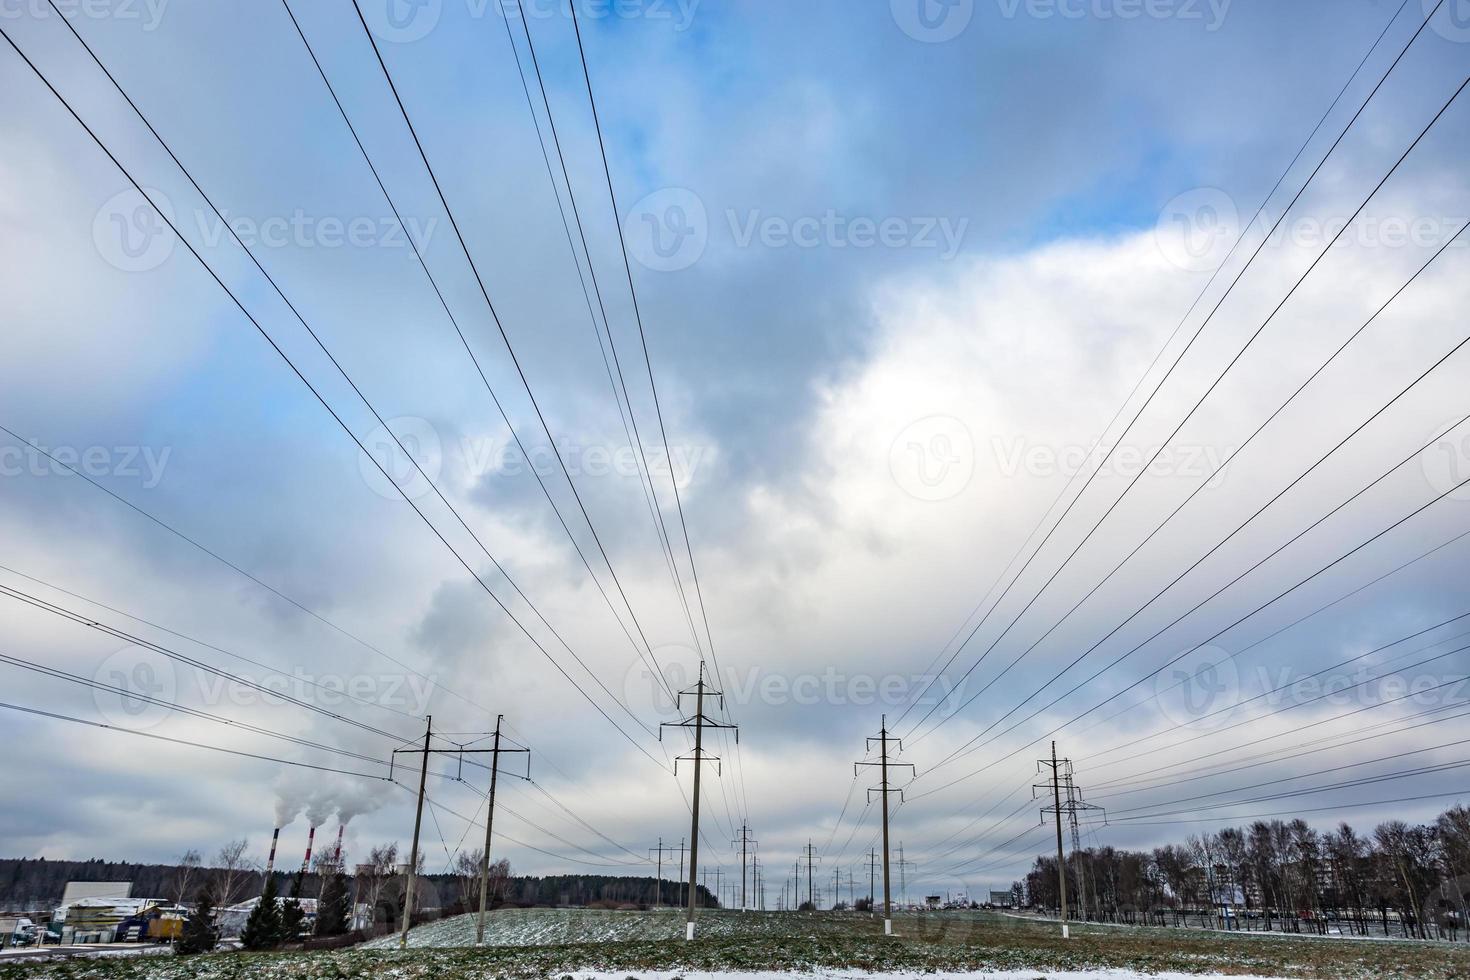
{"left": 572, "top": 970, "right": 1294, "bottom": 980}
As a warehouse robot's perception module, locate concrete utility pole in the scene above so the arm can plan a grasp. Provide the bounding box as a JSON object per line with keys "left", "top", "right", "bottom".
{"left": 867, "top": 848, "right": 879, "bottom": 915}
{"left": 651, "top": 839, "right": 685, "bottom": 907}
{"left": 676, "top": 838, "right": 688, "bottom": 908}
{"left": 855, "top": 715, "right": 914, "bottom": 936}
{"left": 1034, "top": 743, "right": 1105, "bottom": 940}
{"left": 399, "top": 716, "right": 431, "bottom": 950}
{"left": 661, "top": 661, "right": 738, "bottom": 940}
{"left": 1047, "top": 742, "right": 1069, "bottom": 939}
{"left": 1034, "top": 744, "right": 1106, "bottom": 939}
{"left": 476, "top": 716, "right": 529, "bottom": 945}
{"left": 392, "top": 716, "right": 527, "bottom": 948}
{"left": 800, "top": 841, "right": 821, "bottom": 910}
{"left": 733, "top": 824, "right": 758, "bottom": 910}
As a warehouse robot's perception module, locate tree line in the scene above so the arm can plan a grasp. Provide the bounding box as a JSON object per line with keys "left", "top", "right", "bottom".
{"left": 1015, "top": 805, "right": 1470, "bottom": 940}
{"left": 2, "top": 844, "right": 714, "bottom": 916}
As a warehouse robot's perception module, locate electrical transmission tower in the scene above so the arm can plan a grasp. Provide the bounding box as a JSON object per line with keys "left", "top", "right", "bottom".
{"left": 865, "top": 848, "right": 880, "bottom": 915}
{"left": 895, "top": 843, "right": 916, "bottom": 908}
{"left": 799, "top": 841, "right": 821, "bottom": 910}
{"left": 750, "top": 854, "right": 763, "bottom": 910}
{"left": 391, "top": 714, "right": 529, "bottom": 948}
{"left": 650, "top": 838, "right": 684, "bottom": 907}
{"left": 661, "top": 662, "right": 737, "bottom": 939}
{"left": 1064, "top": 770, "right": 1105, "bottom": 923}
{"left": 732, "top": 824, "right": 758, "bottom": 910}
{"left": 1035, "top": 742, "right": 1104, "bottom": 939}
{"left": 855, "top": 715, "right": 915, "bottom": 935}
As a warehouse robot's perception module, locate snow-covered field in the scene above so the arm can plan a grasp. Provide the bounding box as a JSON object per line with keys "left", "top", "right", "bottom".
{"left": 5, "top": 909, "right": 1469, "bottom": 979}
{"left": 573, "top": 971, "right": 1298, "bottom": 980}
{"left": 365, "top": 908, "right": 810, "bottom": 948}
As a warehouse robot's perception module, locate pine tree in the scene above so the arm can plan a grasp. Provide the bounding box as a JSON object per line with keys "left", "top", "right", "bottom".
{"left": 239, "top": 875, "right": 282, "bottom": 950}
{"left": 280, "top": 874, "right": 306, "bottom": 941}
{"left": 314, "top": 872, "right": 350, "bottom": 937}
{"left": 175, "top": 889, "right": 218, "bottom": 955}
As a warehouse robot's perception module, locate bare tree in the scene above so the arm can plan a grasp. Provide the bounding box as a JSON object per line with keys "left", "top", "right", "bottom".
{"left": 360, "top": 842, "right": 398, "bottom": 924}
{"left": 453, "top": 848, "right": 484, "bottom": 913}
{"left": 168, "top": 849, "right": 202, "bottom": 907}
{"left": 209, "top": 839, "right": 255, "bottom": 908}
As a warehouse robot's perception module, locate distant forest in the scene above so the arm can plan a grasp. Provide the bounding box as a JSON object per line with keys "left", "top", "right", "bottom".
{"left": 0, "top": 856, "right": 712, "bottom": 913}
{"left": 1016, "top": 807, "right": 1470, "bottom": 941}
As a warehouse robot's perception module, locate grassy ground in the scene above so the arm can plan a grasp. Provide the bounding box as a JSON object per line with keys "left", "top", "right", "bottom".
{"left": 5, "top": 909, "right": 1470, "bottom": 980}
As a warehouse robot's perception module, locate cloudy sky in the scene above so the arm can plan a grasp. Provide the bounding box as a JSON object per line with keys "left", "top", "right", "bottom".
{"left": 2, "top": 0, "right": 1470, "bottom": 904}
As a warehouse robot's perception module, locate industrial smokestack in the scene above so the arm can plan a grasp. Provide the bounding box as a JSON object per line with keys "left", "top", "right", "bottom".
{"left": 265, "top": 827, "right": 281, "bottom": 875}
{"left": 333, "top": 825, "right": 344, "bottom": 867}
{"left": 301, "top": 825, "right": 316, "bottom": 875}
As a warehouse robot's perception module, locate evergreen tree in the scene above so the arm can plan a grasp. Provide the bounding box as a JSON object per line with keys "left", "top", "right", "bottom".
{"left": 314, "top": 872, "right": 350, "bottom": 937}
{"left": 280, "top": 874, "right": 306, "bottom": 941}
{"left": 175, "top": 890, "right": 217, "bottom": 955}
{"left": 239, "top": 875, "right": 282, "bottom": 950}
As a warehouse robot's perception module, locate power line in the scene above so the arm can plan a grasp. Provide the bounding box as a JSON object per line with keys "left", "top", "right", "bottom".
{"left": 0, "top": 582, "right": 408, "bottom": 742}
{"left": 1088, "top": 700, "right": 1470, "bottom": 797}
{"left": 1081, "top": 613, "right": 1470, "bottom": 764}
{"left": 914, "top": 217, "right": 1470, "bottom": 748}
{"left": 276, "top": 0, "right": 679, "bottom": 709}
{"left": 563, "top": 2, "right": 751, "bottom": 825}
{"left": 496, "top": 3, "right": 708, "bottom": 666}
{"left": 902, "top": 0, "right": 1450, "bottom": 741}
{"left": 924, "top": 384, "right": 1470, "bottom": 779}
{"left": 342, "top": 0, "right": 681, "bottom": 706}
{"left": 0, "top": 422, "right": 459, "bottom": 717}
{"left": 0, "top": 560, "right": 419, "bottom": 721}
{"left": 0, "top": 23, "right": 669, "bottom": 772}
{"left": 894, "top": 0, "right": 1419, "bottom": 732}
{"left": 1110, "top": 760, "right": 1470, "bottom": 823}
{"left": 1087, "top": 672, "right": 1470, "bottom": 793}
{"left": 907, "top": 464, "right": 1470, "bottom": 801}
{"left": 1104, "top": 738, "right": 1470, "bottom": 814}
{"left": 0, "top": 649, "right": 388, "bottom": 766}
{"left": 50, "top": 1, "right": 664, "bottom": 737}
{"left": 0, "top": 698, "right": 390, "bottom": 779}
{"left": 1068, "top": 528, "right": 1470, "bottom": 743}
